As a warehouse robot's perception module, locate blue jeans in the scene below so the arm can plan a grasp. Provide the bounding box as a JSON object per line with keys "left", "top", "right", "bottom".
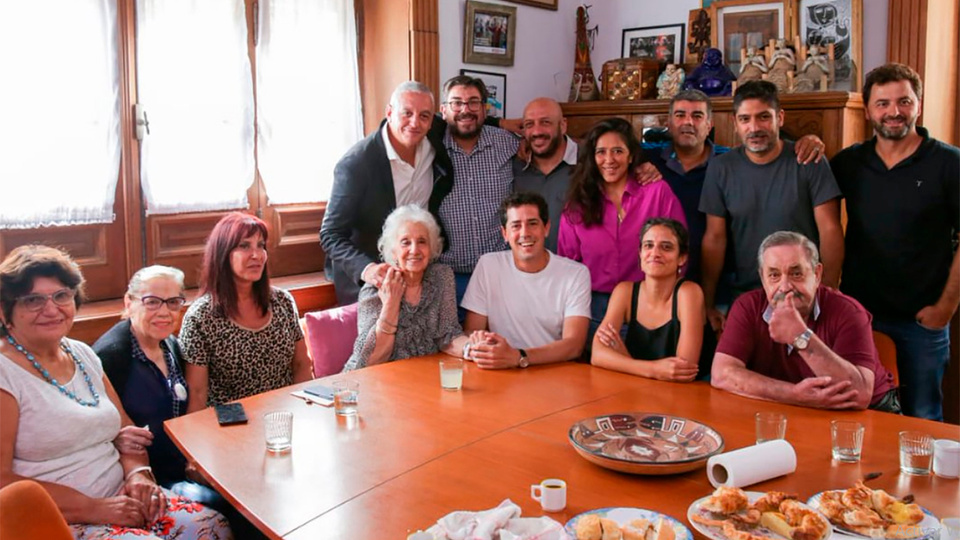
{"left": 454, "top": 272, "right": 472, "bottom": 324}
{"left": 872, "top": 317, "right": 951, "bottom": 421}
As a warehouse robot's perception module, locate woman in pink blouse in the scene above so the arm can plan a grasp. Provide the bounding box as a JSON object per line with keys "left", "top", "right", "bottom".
{"left": 558, "top": 117, "right": 687, "bottom": 337}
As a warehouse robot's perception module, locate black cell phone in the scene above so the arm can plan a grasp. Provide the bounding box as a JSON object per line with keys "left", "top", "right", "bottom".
{"left": 214, "top": 403, "right": 248, "bottom": 425}
{"left": 303, "top": 385, "right": 335, "bottom": 400}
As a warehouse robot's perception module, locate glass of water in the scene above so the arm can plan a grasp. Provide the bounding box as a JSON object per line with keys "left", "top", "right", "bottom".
{"left": 333, "top": 380, "right": 360, "bottom": 416}
{"left": 899, "top": 431, "right": 934, "bottom": 475}
{"left": 264, "top": 411, "right": 293, "bottom": 452}
{"left": 439, "top": 357, "right": 464, "bottom": 391}
{"left": 831, "top": 420, "right": 864, "bottom": 462}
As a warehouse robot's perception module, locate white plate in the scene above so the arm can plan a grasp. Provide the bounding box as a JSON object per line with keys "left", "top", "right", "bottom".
{"left": 807, "top": 492, "right": 939, "bottom": 540}
{"left": 688, "top": 491, "right": 832, "bottom": 540}
{"left": 565, "top": 507, "right": 693, "bottom": 540}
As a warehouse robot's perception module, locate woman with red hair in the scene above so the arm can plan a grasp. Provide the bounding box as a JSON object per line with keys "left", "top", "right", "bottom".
{"left": 181, "top": 213, "right": 312, "bottom": 411}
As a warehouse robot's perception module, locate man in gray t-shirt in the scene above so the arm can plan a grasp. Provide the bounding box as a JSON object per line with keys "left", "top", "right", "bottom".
{"left": 699, "top": 81, "right": 843, "bottom": 333}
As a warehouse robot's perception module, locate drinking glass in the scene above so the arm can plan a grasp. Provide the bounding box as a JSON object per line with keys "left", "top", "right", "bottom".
{"left": 333, "top": 380, "right": 360, "bottom": 416}
{"left": 831, "top": 420, "right": 864, "bottom": 462}
{"left": 264, "top": 411, "right": 293, "bottom": 452}
{"left": 755, "top": 412, "right": 787, "bottom": 444}
{"left": 439, "top": 357, "right": 464, "bottom": 391}
{"left": 899, "top": 431, "right": 934, "bottom": 475}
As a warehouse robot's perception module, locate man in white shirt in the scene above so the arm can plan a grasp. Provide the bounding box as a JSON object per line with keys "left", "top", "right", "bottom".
{"left": 321, "top": 81, "right": 452, "bottom": 304}
{"left": 462, "top": 192, "right": 591, "bottom": 369}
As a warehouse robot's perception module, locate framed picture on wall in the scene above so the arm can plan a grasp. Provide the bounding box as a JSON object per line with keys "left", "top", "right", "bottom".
{"left": 798, "top": 0, "right": 862, "bottom": 91}
{"left": 621, "top": 24, "right": 686, "bottom": 64}
{"left": 502, "top": 0, "right": 557, "bottom": 10}
{"left": 709, "top": 0, "right": 795, "bottom": 72}
{"left": 459, "top": 69, "right": 507, "bottom": 118}
{"left": 463, "top": 1, "right": 517, "bottom": 66}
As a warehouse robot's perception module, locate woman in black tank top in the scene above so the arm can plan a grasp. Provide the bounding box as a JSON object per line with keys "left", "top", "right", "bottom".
{"left": 590, "top": 218, "right": 708, "bottom": 381}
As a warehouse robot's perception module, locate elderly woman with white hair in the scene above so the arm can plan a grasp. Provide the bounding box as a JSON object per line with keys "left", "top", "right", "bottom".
{"left": 342, "top": 205, "right": 470, "bottom": 371}
{"left": 92, "top": 266, "right": 220, "bottom": 506}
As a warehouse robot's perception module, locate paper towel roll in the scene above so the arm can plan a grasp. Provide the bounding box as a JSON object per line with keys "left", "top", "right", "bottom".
{"left": 707, "top": 439, "right": 797, "bottom": 488}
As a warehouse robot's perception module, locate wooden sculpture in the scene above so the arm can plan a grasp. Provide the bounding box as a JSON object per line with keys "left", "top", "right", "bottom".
{"left": 569, "top": 4, "right": 599, "bottom": 102}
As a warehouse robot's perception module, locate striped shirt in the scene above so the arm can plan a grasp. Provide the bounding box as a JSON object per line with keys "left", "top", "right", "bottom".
{"left": 438, "top": 126, "right": 519, "bottom": 273}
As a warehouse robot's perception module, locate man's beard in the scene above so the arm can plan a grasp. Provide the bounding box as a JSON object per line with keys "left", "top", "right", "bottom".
{"left": 873, "top": 114, "right": 915, "bottom": 140}
{"left": 449, "top": 112, "right": 482, "bottom": 139}
{"left": 529, "top": 132, "right": 562, "bottom": 158}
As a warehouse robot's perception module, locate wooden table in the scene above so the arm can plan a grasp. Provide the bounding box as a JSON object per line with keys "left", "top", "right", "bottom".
{"left": 165, "top": 356, "right": 959, "bottom": 540}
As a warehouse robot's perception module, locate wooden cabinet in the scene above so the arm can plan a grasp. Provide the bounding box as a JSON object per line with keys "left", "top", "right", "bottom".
{"left": 560, "top": 91, "right": 870, "bottom": 158}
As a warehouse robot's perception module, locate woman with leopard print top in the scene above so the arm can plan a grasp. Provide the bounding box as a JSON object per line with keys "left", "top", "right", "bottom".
{"left": 181, "top": 213, "right": 312, "bottom": 409}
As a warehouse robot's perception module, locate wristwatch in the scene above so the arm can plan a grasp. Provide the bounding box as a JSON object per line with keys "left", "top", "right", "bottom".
{"left": 517, "top": 348, "right": 530, "bottom": 368}
{"left": 793, "top": 328, "right": 813, "bottom": 350}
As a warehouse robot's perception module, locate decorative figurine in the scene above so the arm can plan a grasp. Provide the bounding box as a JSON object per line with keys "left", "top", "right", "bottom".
{"left": 569, "top": 5, "right": 599, "bottom": 102}
{"left": 737, "top": 46, "right": 768, "bottom": 87}
{"left": 682, "top": 47, "right": 736, "bottom": 96}
{"left": 765, "top": 38, "right": 797, "bottom": 93}
{"left": 793, "top": 43, "right": 833, "bottom": 93}
{"left": 657, "top": 64, "right": 686, "bottom": 100}
{"left": 687, "top": 9, "right": 711, "bottom": 64}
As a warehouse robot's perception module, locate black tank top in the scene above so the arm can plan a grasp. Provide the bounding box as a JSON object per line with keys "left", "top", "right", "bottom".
{"left": 625, "top": 279, "right": 684, "bottom": 361}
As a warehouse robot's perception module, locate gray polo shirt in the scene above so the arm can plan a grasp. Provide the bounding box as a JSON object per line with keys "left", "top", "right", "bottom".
{"left": 513, "top": 136, "right": 578, "bottom": 252}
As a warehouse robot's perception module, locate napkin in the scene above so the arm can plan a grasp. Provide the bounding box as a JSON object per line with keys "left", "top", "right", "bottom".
{"left": 424, "top": 499, "right": 570, "bottom": 540}
{"left": 706, "top": 439, "right": 797, "bottom": 488}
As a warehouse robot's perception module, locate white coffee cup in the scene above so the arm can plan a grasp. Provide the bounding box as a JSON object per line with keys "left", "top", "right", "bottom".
{"left": 530, "top": 478, "right": 566, "bottom": 512}
{"left": 933, "top": 439, "right": 960, "bottom": 478}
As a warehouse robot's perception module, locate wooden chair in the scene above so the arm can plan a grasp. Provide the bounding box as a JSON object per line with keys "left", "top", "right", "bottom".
{"left": 0, "top": 480, "right": 73, "bottom": 540}
{"left": 873, "top": 330, "right": 899, "bottom": 387}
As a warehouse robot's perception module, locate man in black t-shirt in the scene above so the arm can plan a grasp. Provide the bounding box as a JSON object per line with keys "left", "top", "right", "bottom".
{"left": 831, "top": 63, "right": 960, "bottom": 421}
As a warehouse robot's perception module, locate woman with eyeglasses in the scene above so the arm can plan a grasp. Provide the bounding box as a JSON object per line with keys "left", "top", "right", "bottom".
{"left": 92, "top": 267, "right": 220, "bottom": 503}
{"left": 180, "top": 212, "right": 312, "bottom": 412}
{"left": 0, "top": 245, "right": 230, "bottom": 538}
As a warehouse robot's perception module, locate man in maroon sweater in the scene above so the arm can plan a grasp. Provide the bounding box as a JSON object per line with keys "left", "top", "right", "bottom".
{"left": 711, "top": 231, "right": 899, "bottom": 412}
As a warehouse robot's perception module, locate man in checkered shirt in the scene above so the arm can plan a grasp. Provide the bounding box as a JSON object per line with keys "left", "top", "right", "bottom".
{"left": 435, "top": 75, "right": 519, "bottom": 309}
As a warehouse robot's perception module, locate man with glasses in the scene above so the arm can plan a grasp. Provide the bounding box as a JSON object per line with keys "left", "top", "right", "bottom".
{"left": 321, "top": 81, "right": 453, "bottom": 305}
{"left": 435, "top": 75, "right": 519, "bottom": 308}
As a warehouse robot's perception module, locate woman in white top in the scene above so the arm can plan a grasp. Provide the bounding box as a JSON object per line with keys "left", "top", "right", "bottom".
{"left": 0, "top": 245, "right": 230, "bottom": 540}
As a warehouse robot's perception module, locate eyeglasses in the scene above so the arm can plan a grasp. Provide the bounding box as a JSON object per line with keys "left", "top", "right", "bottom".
{"left": 135, "top": 295, "right": 187, "bottom": 311}
{"left": 445, "top": 99, "right": 484, "bottom": 112}
{"left": 16, "top": 288, "right": 77, "bottom": 312}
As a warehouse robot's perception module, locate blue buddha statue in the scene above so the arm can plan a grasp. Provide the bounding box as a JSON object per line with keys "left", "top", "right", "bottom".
{"left": 683, "top": 47, "right": 736, "bottom": 96}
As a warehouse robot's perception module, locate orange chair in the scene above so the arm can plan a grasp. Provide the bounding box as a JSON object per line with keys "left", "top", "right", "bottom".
{"left": 873, "top": 330, "right": 899, "bottom": 387}
{"left": 0, "top": 480, "right": 73, "bottom": 540}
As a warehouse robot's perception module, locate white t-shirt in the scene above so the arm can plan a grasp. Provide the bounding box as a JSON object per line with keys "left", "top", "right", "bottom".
{"left": 382, "top": 123, "right": 436, "bottom": 207}
{"left": 0, "top": 339, "right": 124, "bottom": 498}
{"left": 462, "top": 250, "right": 591, "bottom": 349}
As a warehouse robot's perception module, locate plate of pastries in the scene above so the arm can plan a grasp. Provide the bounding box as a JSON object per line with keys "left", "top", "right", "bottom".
{"left": 687, "top": 486, "right": 832, "bottom": 540}
{"left": 566, "top": 507, "right": 693, "bottom": 540}
{"left": 807, "top": 481, "right": 937, "bottom": 539}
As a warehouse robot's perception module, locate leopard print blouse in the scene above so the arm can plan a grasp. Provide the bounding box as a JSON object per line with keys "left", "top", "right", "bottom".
{"left": 180, "top": 288, "right": 303, "bottom": 406}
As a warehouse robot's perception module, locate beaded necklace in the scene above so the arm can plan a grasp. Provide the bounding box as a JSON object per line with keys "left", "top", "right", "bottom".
{"left": 5, "top": 335, "right": 101, "bottom": 407}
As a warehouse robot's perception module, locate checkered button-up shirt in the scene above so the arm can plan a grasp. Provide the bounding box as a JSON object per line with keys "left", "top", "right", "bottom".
{"left": 438, "top": 126, "right": 519, "bottom": 273}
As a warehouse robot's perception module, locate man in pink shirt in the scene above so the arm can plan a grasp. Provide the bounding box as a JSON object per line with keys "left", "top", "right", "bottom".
{"left": 711, "top": 231, "right": 899, "bottom": 412}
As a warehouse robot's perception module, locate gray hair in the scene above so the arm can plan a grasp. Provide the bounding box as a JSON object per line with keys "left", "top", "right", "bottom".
{"left": 389, "top": 81, "right": 434, "bottom": 110}
{"left": 378, "top": 205, "right": 443, "bottom": 265}
{"left": 126, "top": 265, "right": 185, "bottom": 297}
{"left": 757, "top": 231, "right": 820, "bottom": 271}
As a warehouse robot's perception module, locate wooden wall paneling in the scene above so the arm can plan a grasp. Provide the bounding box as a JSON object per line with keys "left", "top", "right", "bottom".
{"left": 360, "top": 0, "right": 412, "bottom": 135}
{"left": 116, "top": 0, "right": 144, "bottom": 285}
{"left": 146, "top": 212, "right": 228, "bottom": 288}
{"left": 268, "top": 205, "right": 326, "bottom": 277}
{"left": 409, "top": 0, "right": 439, "bottom": 98}
{"left": 887, "top": 0, "right": 928, "bottom": 79}
{"left": 920, "top": 0, "right": 959, "bottom": 144}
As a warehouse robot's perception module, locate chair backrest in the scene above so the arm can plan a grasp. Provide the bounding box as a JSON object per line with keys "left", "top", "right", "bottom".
{"left": 872, "top": 330, "right": 899, "bottom": 387}
{"left": 0, "top": 480, "right": 73, "bottom": 540}
{"left": 303, "top": 303, "right": 359, "bottom": 377}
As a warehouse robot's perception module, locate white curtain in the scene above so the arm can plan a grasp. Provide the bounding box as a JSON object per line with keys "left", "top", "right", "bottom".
{"left": 256, "top": 0, "right": 363, "bottom": 205}
{"left": 137, "top": 0, "right": 255, "bottom": 215}
{"left": 0, "top": 0, "right": 121, "bottom": 229}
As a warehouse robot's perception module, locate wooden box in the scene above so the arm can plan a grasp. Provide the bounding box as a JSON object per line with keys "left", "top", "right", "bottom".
{"left": 600, "top": 58, "right": 660, "bottom": 101}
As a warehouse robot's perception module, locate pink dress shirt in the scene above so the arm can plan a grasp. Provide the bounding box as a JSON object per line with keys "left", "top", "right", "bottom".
{"left": 558, "top": 177, "right": 687, "bottom": 293}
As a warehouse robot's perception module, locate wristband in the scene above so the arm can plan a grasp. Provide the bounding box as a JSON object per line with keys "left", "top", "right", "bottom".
{"left": 125, "top": 465, "right": 156, "bottom": 482}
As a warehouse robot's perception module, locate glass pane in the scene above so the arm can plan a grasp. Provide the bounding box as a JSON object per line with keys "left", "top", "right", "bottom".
{"left": 256, "top": 0, "right": 362, "bottom": 205}
{"left": 137, "top": 0, "right": 254, "bottom": 215}
{"left": 0, "top": 0, "right": 121, "bottom": 229}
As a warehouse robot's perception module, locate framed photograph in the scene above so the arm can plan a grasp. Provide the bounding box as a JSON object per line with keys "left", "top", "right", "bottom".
{"left": 502, "top": 0, "right": 557, "bottom": 10}
{"left": 798, "top": 0, "right": 862, "bottom": 90}
{"left": 621, "top": 24, "right": 686, "bottom": 64}
{"left": 709, "top": 0, "right": 796, "bottom": 72}
{"left": 463, "top": 1, "right": 517, "bottom": 67}
{"left": 460, "top": 69, "right": 507, "bottom": 118}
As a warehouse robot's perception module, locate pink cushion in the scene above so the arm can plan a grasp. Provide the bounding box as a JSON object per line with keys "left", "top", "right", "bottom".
{"left": 304, "top": 303, "right": 359, "bottom": 377}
